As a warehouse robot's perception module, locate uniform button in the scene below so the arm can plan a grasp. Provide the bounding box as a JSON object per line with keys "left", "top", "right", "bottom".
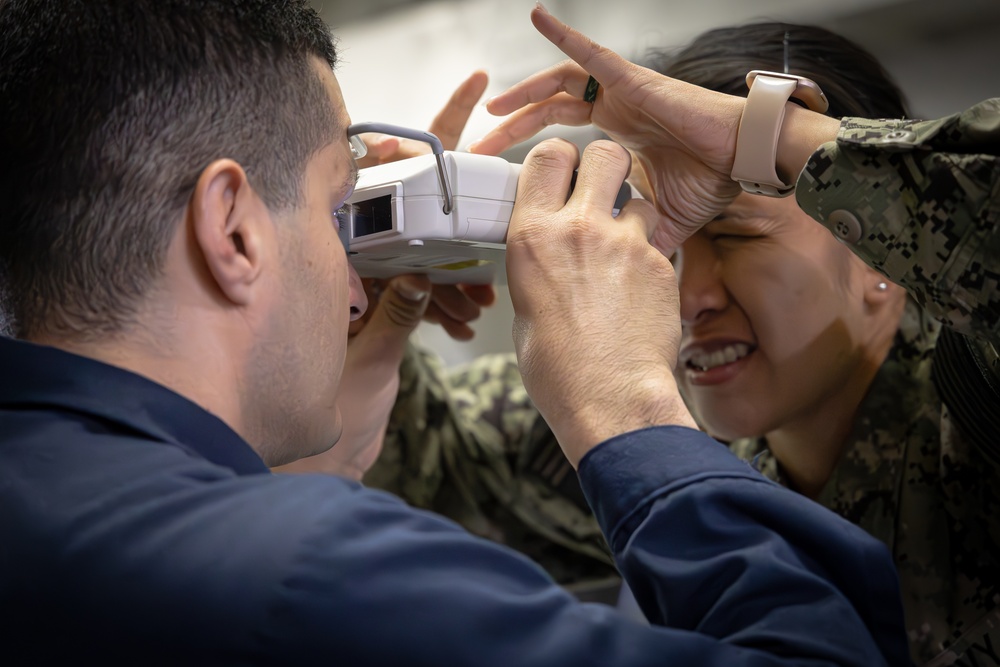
{"left": 882, "top": 130, "right": 916, "bottom": 143}
{"left": 828, "top": 209, "right": 863, "bottom": 244}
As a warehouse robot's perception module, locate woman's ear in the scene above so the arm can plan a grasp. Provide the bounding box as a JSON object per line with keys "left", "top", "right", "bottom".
{"left": 188, "top": 159, "right": 270, "bottom": 306}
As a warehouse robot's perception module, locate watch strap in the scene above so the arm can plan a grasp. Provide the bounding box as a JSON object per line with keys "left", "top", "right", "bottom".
{"left": 731, "top": 71, "right": 828, "bottom": 197}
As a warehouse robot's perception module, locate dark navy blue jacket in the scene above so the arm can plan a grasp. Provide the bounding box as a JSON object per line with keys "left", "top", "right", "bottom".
{"left": 0, "top": 336, "right": 912, "bottom": 665}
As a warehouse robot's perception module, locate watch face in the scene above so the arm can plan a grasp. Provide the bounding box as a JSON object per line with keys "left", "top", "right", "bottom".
{"left": 746, "top": 70, "right": 828, "bottom": 113}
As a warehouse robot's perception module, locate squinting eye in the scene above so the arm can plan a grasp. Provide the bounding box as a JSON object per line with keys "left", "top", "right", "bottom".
{"left": 711, "top": 233, "right": 760, "bottom": 243}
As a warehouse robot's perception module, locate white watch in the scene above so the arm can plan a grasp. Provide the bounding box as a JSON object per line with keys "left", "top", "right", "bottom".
{"left": 731, "top": 70, "right": 829, "bottom": 197}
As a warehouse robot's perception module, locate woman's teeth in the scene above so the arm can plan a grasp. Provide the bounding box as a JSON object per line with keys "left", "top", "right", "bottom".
{"left": 688, "top": 343, "right": 751, "bottom": 371}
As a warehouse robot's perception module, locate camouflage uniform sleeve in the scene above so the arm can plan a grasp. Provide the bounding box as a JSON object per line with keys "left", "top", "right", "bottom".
{"left": 796, "top": 98, "right": 1000, "bottom": 350}
{"left": 796, "top": 107, "right": 1000, "bottom": 652}
{"left": 362, "top": 342, "right": 456, "bottom": 508}
{"left": 363, "top": 342, "right": 545, "bottom": 511}
{"left": 364, "top": 342, "right": 616, "bottom": 585}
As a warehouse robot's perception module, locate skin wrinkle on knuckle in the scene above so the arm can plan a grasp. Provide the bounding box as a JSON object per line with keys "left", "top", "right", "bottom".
{"left": 504, "top": 229, "right": 538, "bottom": 253}
{"left": 559, "top": 220, "right": 606, "bottom": 250}
{"left": 584, "top": 140, "right": 628, "bottom": 169}
{"left": 622, "top": 240, "right": 654, "bottom": 270}
{"left": 529, "top": 138, "right": 577, "bottom": 167}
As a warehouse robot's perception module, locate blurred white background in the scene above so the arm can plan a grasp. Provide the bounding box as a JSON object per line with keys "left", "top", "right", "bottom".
{"left": 314, "top": 0, "right": 1000, "bottom": 366}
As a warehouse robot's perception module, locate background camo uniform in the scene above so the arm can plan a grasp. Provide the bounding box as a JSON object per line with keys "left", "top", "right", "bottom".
{"left": 367, "top": 99, "right": 1000, "bottom": 664}
{"left": 364, "top": 344, "right": 619, "bottom": 595}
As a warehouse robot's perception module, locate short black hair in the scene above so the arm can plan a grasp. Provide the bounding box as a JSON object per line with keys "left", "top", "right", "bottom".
{"left": 0, "top": 0, "right": 339, "bottom": 339}
{"left": 646, "top": 22, "right": 909, "bottom": 119}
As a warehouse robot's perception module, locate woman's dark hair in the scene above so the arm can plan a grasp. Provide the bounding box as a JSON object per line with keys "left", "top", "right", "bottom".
{"left": 646, "top": 22, "right": 909, "bottom": 119}
{"left": 0, "top": 0, "right": 338, "bottom": 339}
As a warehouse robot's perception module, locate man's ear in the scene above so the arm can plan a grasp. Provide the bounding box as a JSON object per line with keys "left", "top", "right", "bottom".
{"left": 189, "top": 159, "right": 269, "bottom": 306}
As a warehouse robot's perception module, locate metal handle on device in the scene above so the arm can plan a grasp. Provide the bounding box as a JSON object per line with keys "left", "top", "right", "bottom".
{"left": 346, "top": 122, "right": 454, "bottom": 215}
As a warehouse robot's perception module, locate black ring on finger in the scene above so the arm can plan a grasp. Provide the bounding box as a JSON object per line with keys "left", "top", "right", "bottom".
{"left": 583, "top": 75, "right": 600, "bottom": 104}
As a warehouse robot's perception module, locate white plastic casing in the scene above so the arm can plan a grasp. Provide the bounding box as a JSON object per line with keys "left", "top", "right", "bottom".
{"left": 347, "top": 152, "right": 517, "bottom": 284}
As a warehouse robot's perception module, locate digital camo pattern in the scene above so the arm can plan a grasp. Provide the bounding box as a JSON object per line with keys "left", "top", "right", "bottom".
{"left": 363, "top": 343, "right": 616, "bottom": 587}
{"left": 797, "top": 98, "right": 1000, "bottom": 365}
{"left": 730, "top": 301, "right": 999, "bottom": 664}
{"left": 789, "top": 101, "right": 1000, "bottom": 663}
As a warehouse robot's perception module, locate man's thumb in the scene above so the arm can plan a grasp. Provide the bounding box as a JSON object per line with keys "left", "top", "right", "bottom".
{"left": 362, "top": 274, "right": 431, "bottom": 346}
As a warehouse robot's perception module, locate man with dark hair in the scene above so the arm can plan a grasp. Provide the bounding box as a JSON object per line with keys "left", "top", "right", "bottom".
{"left": 0, "top": 0, "right": 339, "bottom": 345}
{"left": 0, "top": 1, "right": 910, "bottom": 664}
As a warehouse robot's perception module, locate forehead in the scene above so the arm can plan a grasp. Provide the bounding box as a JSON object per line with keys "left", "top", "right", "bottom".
{"left": 311, "top": 58, "right": 350, "bottom": 130}
{"left": 307, "top": 60, "right": 355, "bottom": 180}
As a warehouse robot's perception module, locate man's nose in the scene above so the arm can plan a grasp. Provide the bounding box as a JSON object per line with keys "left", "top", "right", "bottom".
{"left": 347, "top": 263, "right": 368, "bottom": 321}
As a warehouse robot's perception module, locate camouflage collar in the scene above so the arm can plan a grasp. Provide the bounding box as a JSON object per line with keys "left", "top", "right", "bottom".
{"left": 735, "top": 299, "right": 941, "bottom": 549}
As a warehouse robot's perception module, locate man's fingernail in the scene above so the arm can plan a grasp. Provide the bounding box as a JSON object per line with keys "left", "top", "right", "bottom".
{"left": 395, "top": 281, "right": 429, "bottom": 303}
{"left": 535, "top": 2, "right": 549, "bottom": 15}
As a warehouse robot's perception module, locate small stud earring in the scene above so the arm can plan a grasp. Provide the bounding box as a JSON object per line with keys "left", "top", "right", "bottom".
{"left": 876, "top": 281, "right": 888, "bottom": 291}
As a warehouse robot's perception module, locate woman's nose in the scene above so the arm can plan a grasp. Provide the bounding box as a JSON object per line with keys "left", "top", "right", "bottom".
{"left": 677, "top": 234, "right": 728, "bottom": 327}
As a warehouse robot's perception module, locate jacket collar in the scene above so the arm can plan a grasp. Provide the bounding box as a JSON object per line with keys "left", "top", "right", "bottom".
{"left": 0, "top": 336, "right": 269, "bottom": 475}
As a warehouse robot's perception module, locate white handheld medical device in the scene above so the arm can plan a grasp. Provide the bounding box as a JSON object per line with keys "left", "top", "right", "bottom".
{"left": 343, "top": 123, "right": 637, "bottom": 285}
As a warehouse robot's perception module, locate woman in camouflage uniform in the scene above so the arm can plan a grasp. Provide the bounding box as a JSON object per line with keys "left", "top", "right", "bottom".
{"left": 638, "top": 23, "right": 999, "bottom": 665}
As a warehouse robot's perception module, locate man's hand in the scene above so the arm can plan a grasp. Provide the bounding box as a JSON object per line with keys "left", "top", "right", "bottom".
{"left": 506, "top": 138, "right": 697, "bottom": 467}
